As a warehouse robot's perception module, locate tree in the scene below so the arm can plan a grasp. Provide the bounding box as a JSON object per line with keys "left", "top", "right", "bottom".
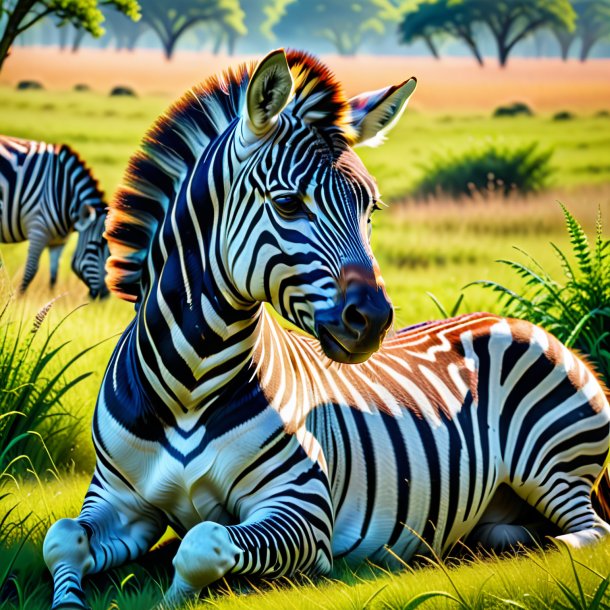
{"left": 137, "top": 0, "right": 245, "bottom": 60}
{"left": 399, "top": 0, "right": 575, "bottom": 67}
{"left": 274, "top": 0, "right": 402, "bottom": 56}
{"left": 464, "top": 0, "right": 575, "bottom": 67}
{"left": 230, "top": 0, "right": 291, "bottom": 52}
{"left": 399, "top": 0, "right": 484, "bottom": 65}
{"left": 101, "top": 4, "right": 149, "bottom": 50}
{"left": 0, "top": 0, "right": 139, "bottom": 71}
{"left": 551, "top": 0, "right": 610, "bottom": 61}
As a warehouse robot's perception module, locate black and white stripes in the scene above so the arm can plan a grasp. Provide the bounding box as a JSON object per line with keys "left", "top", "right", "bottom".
{"left": 43, "top": 50, "right": 610, "bottom": 610}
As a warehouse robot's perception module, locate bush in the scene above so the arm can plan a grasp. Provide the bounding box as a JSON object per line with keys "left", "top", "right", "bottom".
{"left": 475, "top": 204, "right": 610, "bottom": 387}
{"left": 0, "top": 270, "right": 93, "bottom": 479}
{"left": 110, "top": 85, "right": 136, "bottom": 97}
{"left": 553, "top": 111, "right": 575, "bottom": 121}
{"left": 73, "top": 83, "right": 90, "bottom": 92}
{"left": 412, "top": 141, "right": 553, "bottom": 199}
{"left": 16, "top": 80, "right": 43, "bottom": 91}
{"left": 493, "top": 102, "right": 533, "bottom": 117}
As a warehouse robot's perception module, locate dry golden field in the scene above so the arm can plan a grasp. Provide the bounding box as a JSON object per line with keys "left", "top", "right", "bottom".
{"left": 2, "top": 47, "right": 610, "bottom": 111}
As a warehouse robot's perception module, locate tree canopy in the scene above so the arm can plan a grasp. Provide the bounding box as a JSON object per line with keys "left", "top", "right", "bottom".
{"left": 137, "top": 0, "right": 244, "bottom": 59}
{"left": 274, "top": 0, "right": 403, "bottom": 56}
{"left": 0, "top": 0, "right": 140, "bottom": 69}
{"left": 551, "top": 0, "right": 610, "bottom": 60}
{"left": 400, "top": 0, "right": 484, "bottom": 64}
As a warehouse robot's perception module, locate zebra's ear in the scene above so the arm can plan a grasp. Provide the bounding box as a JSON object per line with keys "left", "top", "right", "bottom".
{"left": 349, "top": 78, "right": 417, "bottom": 148}
{"left": 75, "top": 205, "right": 96, "bottom": 231}
{"left": 245, "top": 49, "right": 294, "bottom": 137}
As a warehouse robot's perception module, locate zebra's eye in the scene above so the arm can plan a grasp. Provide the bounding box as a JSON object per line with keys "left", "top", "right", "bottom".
{"left": 271, "top": 194, "right": 307, "bottom": 220}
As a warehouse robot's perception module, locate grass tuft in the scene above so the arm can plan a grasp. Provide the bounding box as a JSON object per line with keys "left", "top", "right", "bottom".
{"left": 0, "top": 266, "right": 94, "bottom": 478}
{"left": 411, "top": 141, "right": 553, "bottom": 200}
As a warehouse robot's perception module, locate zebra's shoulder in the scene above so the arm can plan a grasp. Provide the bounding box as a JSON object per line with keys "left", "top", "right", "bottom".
{"left": 105, "top": 50, "right": 352, "bottom": 303}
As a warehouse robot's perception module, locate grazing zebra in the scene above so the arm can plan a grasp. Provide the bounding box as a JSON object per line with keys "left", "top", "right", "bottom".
{"left": 0, "top": 136, "right": 109, "bottom": 297}
{"left": 44, "top": 50, "right": 610, "bottom": 609}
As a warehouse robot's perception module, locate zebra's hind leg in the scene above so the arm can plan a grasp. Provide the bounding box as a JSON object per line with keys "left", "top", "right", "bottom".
{"left": 49, "top": 242, "right": 66, "bottom": 287}
{"left": 160, "top": 506, "right": 333, "bottom": 609}
{"left": 44, "top": 468, "right": 166, "bottom": 609}
{"left": 520, "top": 475, "right": 610, "bottom": 552}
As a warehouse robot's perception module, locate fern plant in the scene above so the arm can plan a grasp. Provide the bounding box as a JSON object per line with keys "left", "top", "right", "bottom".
{"left": 475, "top": 204, "right": 610, "bottom": 387}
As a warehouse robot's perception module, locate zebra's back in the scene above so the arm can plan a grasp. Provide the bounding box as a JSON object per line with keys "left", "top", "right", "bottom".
{"left": 0, "top": 136, "right": 57, "bottom": 242}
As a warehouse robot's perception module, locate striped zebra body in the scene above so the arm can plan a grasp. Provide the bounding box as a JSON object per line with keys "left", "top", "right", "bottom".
{"left": 44, "top": 51, "right": 610, "bottom": 609}
{"left": 0, "top": 136, "right": 108, "bottom": 296}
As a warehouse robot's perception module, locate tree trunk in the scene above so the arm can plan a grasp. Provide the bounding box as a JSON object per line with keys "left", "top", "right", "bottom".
{"left": 58, "top": 25, "right": 68, "bottom": 50}
{"left": 499, "top": 46, "right": 509, "bottom": 67}
{"left": 163, "top": 35, "right": 177, "bottom": 60}
{"left": 580, "top": 36, "right": 597, "bottom": 62}
{"left": 72, "top": 29, "right": 85, "bottom": 53}
{"left": 463, "top": 37, "right": 485, "bottom": 66}
{"left": 0, "top": 0, "right": 38, "bottom": 71}
{"left": 424, "top": 34, "right": 440, "bottom": 59}
{"left": 212, "top": 30, "right": 223, "bottom": 55}
{"left": 126, "top": 30, "right": 141, "bottom": 51}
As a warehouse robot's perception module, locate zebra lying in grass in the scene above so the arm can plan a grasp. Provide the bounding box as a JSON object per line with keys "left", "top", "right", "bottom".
{"left": 44, "top": 50, "right": 610, "bottom": 609}
{"left": 0, "top": 136, "right": 109, "bottom": 297}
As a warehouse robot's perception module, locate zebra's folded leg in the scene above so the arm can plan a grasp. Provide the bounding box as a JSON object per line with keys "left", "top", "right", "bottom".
{"left": 44, "top": 484, "right": 166, "bottom": 609}
{"left": 556, "top": 514, "right": 610, "bottom": 549}
{"left": 49, "top": 243, "right": 66, "bottom": 287}
{"left": 161, "top": 510, "right": 332, "bottom": 609}
{"left": 523, "top": 477, "right": 610, "bottom": 551}
{"left": 20, "top": 228, "right": 48, "bottom": 293}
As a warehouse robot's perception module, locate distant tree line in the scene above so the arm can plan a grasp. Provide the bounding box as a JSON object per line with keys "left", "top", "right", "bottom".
{"left": 400, "top": 0, "right": 610, "bottom": 65}
{"left": 2, "top": 0, "right": 610, "bottom": 67}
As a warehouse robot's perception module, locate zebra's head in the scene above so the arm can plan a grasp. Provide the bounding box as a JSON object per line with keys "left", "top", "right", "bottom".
{"left": 72, "top": 206, "right": 109, "bottom": 299}
{"left": 226, "top": 50, "right": 416, "bottom": 364}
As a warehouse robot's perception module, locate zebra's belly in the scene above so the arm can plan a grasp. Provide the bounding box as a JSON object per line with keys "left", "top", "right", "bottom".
{"left": 313, "top": 402, "right": 499, "bottom": 565}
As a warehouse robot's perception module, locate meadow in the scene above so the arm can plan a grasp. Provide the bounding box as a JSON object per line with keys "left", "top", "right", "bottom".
{"left": 1, "top": 68, "right": 610, "bottom": 609}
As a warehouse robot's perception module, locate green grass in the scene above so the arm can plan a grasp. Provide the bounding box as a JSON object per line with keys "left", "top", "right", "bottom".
{"left": 1, "top": 86, "right": 610, "bottom": 609}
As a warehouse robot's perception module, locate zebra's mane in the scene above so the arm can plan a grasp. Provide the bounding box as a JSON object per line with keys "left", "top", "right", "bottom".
{"left": 56, "top": 143, "right": 106, "bottom": 212}
{"left": 106, "top": 50, "right": 352, "bottom": 303}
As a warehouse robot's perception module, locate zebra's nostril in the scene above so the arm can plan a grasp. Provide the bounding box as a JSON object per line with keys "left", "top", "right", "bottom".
{"left": 343, "top": 303, "right": 367, "bottom": 334}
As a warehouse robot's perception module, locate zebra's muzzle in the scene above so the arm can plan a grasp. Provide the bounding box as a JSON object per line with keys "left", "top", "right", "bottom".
{"left": 315, "top": 276, "right": 393, "bottom": 364}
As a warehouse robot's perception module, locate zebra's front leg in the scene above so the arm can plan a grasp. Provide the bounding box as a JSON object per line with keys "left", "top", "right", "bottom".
{"left": 49, "top": 242, "right": 66, "bottom": 287}
{"left": 161, "top": 503, "right": 333, "bottom": 609}
{"left": 44, "top": 469, "right": 167, "bottom": 609}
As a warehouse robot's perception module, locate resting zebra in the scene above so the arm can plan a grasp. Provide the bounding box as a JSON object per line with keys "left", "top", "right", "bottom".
{"left": 44, "top": 50, "right": 610, "bottom": 609}
{"left": 0, "top": 136, "right": 109, "bottom": 297}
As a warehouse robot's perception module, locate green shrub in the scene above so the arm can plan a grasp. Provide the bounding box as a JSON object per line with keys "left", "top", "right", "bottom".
{"left": 475, "top": 204, "right": 610, "bottom": 387}
{"left": 493, "top": 102, "right": 534, "bottom": 118}
{"left": 412, "top": 142, "right": 553, "bottom": 200}
{"left": 110, "top": 85, "right": 137, "bottom": 97}
{"left": 15, "top": 80, "right": 43, "bottom": 91}
{"left": 553, "top": 111, "right": 575, "bottom": 121}
{"left": 0, "top": 269, "right": 94, "bottom": 479}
